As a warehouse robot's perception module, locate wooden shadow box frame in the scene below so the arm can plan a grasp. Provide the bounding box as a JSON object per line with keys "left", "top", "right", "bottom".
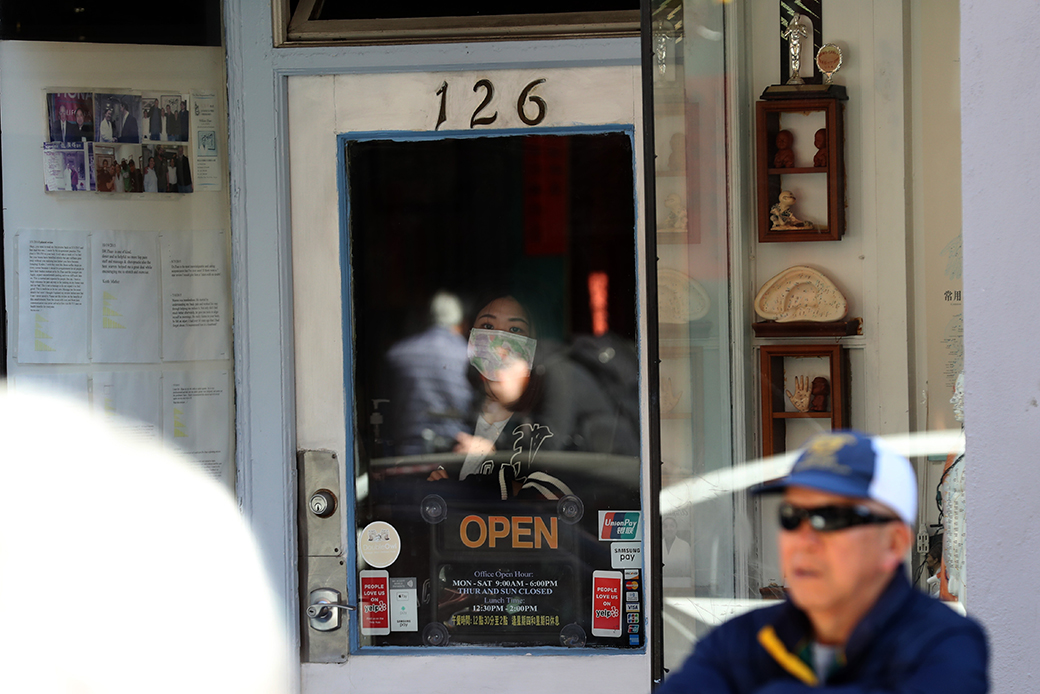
{"left": 760, "top": 343, "right": 850, "bottom": 457}
{"left": 756, "top": 94, "right": 846, "bottom": 243}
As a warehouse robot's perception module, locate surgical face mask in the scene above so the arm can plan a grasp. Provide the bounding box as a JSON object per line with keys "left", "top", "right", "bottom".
{"left": 467, "top": 328, "right": 537, "bottom": 381}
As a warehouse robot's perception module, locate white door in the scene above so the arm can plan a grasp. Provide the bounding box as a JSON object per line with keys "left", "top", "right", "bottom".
{"left": 288, "top": 66, "right": 653, "bottom": 693}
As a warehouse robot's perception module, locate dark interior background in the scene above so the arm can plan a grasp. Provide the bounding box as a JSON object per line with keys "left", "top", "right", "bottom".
{"left": 314, "top": 0, "right": 638, "bottom": 21}
{"left": 348, "top": 131, "right": 636, "bottom": 360}
{"left": 0, "top": 0, "right": 222, "bottom": 45}
{"left": 347, "top": 131, "right": 638, "bottom": 456}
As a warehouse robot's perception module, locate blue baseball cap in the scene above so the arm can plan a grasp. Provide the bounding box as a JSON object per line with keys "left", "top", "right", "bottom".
{"left": 755, "top": 430, "right": 917, "bottom": 525}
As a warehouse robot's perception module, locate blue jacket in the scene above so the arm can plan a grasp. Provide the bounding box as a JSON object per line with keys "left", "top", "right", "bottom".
{"left": 657, "top": 569, "right": 988, "bottom": 693}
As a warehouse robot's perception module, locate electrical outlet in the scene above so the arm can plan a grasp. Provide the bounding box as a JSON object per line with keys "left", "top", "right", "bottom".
{"left": 916, "top": 529, "right": 929, "bottom": 554}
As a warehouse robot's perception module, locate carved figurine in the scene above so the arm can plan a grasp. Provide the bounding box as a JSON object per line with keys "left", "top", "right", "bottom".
{"left": 813, "top": 128, "right": 828, "bottom": 167}
{"left": 785, "top": 375, "right": 811, "bottom": 413}
{"left": 769, "top": 190, "right": 815, "bottom": 230}
{"left": 809, "top": 376, "right": 830, "bottom": 412}
{"left": 773, "top": 130, "right": 796, "bottom": 168}
{"left": 781, "top": 13, "right": 810, "bottom": 85}
{"left": 662, "top": 193, "right": 688, "bottom": 232}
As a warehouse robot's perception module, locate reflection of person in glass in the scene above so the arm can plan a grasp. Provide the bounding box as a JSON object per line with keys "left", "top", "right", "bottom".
{"left": 423, "top": 290, "right": 640, "bottom": 497}
{"left": 428, "top": 295, "right": 570, "bottom": 500}
{"left": 459, "top": 296, "right": 538, "bottom": 474}
{"left": 385, "top": 291, "right": 475, "bottom": 455}
{"left": 662, "top": 516, "right": 692, "bottom": 587}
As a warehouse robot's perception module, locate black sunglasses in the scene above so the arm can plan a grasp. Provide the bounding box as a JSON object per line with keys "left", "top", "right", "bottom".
{"left": 778, "top": 502, "right": 899, "bottom": 532}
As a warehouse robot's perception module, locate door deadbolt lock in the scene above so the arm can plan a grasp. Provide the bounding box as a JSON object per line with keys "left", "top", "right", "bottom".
{"left": 309, "top": 489, "right": 337, "bottom": 518}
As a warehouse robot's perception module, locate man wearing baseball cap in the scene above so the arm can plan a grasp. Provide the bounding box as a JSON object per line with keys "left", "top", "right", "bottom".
{"left": 657, "top": 430, "right": 988, "bottom": 693}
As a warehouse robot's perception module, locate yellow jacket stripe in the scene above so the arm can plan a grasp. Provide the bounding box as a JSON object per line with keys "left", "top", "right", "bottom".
{"left": 757, "top": 625, "right": 818, "bottom": 686}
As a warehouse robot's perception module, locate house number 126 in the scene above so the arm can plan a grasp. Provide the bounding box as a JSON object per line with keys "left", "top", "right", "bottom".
{"left": 434, "top": 78, "right": 547, "bottom": 131}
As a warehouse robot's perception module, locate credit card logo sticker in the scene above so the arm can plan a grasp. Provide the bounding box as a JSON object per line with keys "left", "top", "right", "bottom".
{"left": 598, "top": 511, "right": 642, "bottom": 541}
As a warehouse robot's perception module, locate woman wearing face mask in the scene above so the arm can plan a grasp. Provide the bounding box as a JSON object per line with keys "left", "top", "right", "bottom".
{"left": 427, "top": 294, "right": 568, "bottom": 500}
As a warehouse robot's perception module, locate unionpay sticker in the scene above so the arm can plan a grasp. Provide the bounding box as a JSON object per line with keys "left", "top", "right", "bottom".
{"left": 359, "top": 570, "right": 390, "bottom": 636}
{"left": 598, "top": 511, "right": 642, "bottom": 541}
{"left": 591, "top": 570, "right": 623, "bottom": 638}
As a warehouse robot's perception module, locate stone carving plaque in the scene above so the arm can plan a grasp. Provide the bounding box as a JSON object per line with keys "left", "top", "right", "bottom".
{"left": 754, "top": 266, "right": 847, "bottom": 322}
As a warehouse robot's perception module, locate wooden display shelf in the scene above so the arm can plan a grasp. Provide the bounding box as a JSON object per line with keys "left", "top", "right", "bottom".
{"left": 759, "top": 344, "right": 850, "bottom": 457}
{"left": 752, "top": 318, "right": 861, "bottom": 337}
{"left": 768, "top": 167, "right": 824, "bottom": 175}
{"left": 756, "top": 94, "right": 847, "bottom": 243}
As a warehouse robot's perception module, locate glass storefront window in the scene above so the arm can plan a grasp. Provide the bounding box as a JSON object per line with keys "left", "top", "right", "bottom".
{"left": 646, "top": 0, "right": 966, "bottom": 680}
{"left": 646, "top": 0, "right": 743, "bottom": 675}
{"left": 343, "top": 130, "right": 646, "bottom": 650}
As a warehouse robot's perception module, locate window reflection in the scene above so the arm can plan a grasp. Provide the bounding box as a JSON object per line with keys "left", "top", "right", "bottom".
{"left": 346, "top": 131, "right": 643, "bottom": 649}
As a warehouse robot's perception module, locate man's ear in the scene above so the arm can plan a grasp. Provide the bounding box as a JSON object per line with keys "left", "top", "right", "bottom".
{"left": 883, "top": 523, "right": 913, "bottom": 570}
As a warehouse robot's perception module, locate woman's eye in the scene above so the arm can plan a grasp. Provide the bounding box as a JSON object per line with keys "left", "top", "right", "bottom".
{"left": 509, "top": 326, "right": 524, "bottom": 334}
{"left": 480, "top": 322, "right": 494, "bottom": 330}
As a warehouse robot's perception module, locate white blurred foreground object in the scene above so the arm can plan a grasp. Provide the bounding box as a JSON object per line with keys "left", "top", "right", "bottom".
{"left": 0, "top": 391, "right": 289, "bottom": 694}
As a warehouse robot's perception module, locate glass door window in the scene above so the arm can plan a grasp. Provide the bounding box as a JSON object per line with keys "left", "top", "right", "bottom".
{"left": 343, "top": 127, "right": 646, "bottom": 651}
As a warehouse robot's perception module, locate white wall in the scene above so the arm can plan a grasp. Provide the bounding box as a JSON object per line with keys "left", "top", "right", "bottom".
{"left": 961, "top": 1, "right": 1040, "bottom": 692}
{"left": 0, "top": 41, "right": 235, "bottom": 480}
{"left": 911, "top": 0, "right": 964, "bottom": 548}
{"left": 748, "top": 0, "right": 911, "bottom": 440}
{"left": 0, "top": 43, "right": 228, "bottom": 232}
{"left": 748, "top": 0, "right": 914, "bottom": 582}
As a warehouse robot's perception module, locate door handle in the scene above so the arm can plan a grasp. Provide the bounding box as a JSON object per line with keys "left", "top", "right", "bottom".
{"left": 306, "top": 602, "right": 356, "bottom": 619}
{"left": 307, "top": 587, "right": 354, "bottom": 632}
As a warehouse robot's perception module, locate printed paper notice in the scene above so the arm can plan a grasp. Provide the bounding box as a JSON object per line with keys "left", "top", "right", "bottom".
{"left": 92, "top": 231, "right": 160, "bottom": 363}
{"left": 18, "top": 230, "right": 90, "bottom": 363}
{"left": 163, "top": 370, "right": 230, "bottom": 479}
{"left": 93, "top": 371, "right": 162, "bottom": 444}
{"left": 12, "top": 372, "right": 89, "bottom": 406}
{"left": 161, "top": 232, "right": 231, "bottom": 361}
{"left": 191, "top": 90, "right": 221, "bottom": 191}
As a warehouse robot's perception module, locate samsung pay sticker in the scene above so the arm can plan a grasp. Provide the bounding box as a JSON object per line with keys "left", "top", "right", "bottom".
{"left": 610, "top": 542, "right": 642, "bottom": 569}
{"left": 390, "top": 577, "right": 418, "bottom": 632}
